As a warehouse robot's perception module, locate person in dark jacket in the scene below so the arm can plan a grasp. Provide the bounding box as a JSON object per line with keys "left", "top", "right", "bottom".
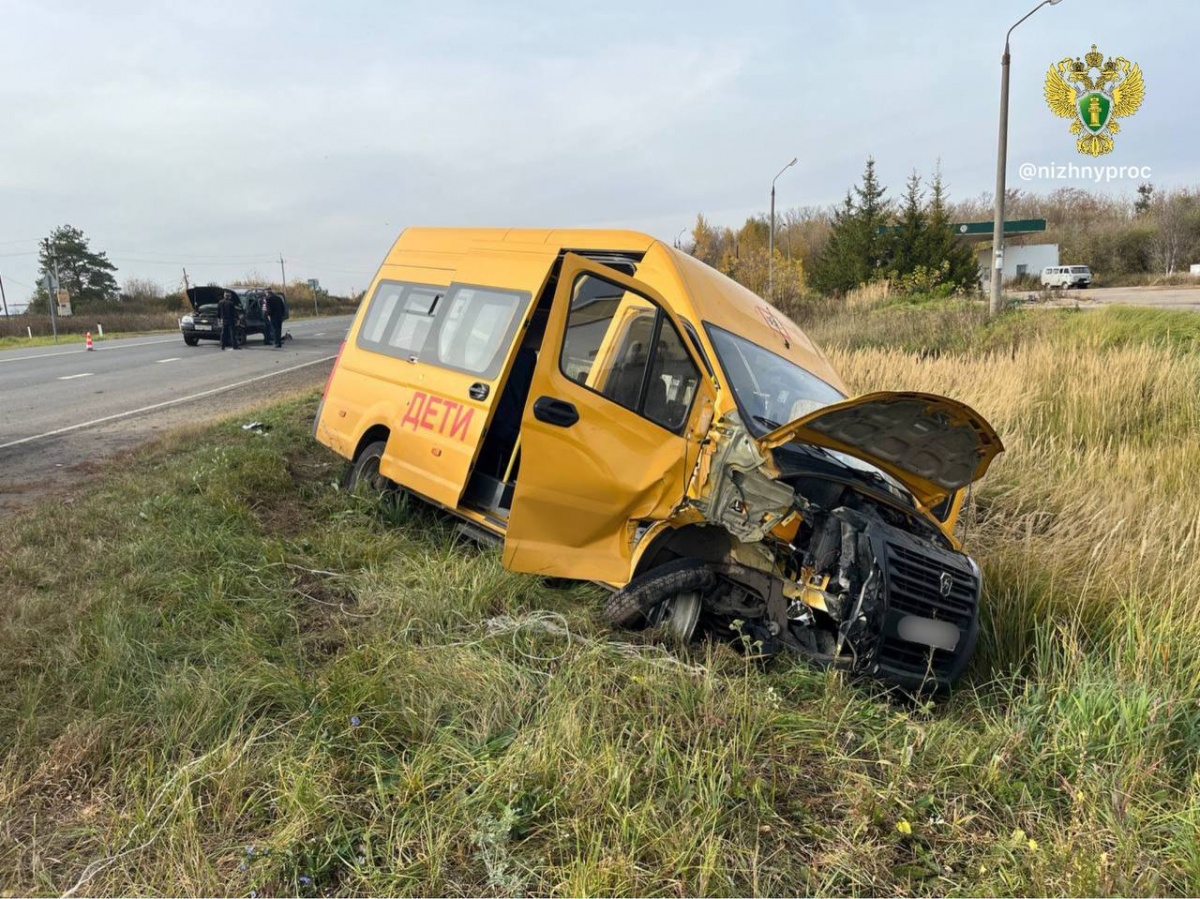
{"left": 217, "top": 291, "right": 241, "bottom": 350}
{"left": 266, "top": 291, "right": 286, "bottom": 348}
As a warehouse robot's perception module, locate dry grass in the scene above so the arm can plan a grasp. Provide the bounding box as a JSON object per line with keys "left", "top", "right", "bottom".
{"left": 842, "top": 280, "right": 893, "bottom": 310}
{"left": 2, "top": 304, "right": 1200, "bottom": 895}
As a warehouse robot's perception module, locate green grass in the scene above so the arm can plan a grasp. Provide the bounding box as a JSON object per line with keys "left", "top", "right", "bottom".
{"left": 1052, "top": 305, "right": 1200, "bottom": 351}
{"left": 0, "top": 332, "right": 129, "bottom": 351}
{"left": 799, "top": 300, "right": 1200, "bottom": 358}
{"left": 3, "top": 303, "right": 1200, "bottom": 895}
{"left": 0, "top": 301, "right": 359, "bottom": 351}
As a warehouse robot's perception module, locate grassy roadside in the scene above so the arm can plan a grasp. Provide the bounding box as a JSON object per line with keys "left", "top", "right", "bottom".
{"left": 0, "top": 331, "right": 166, "bottom": 351}
{"left": 0, "top": 303, "right": 359, "bottom": 351}
{"left": 2, "top": 304, "right": 1200, "bottom": 895}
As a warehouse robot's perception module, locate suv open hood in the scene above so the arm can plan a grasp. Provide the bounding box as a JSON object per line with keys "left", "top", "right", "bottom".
{"left": 758, "top": 391, "right": 1003, "bottom": 508}
{"left": 187, "top": 286, "right": 235, "bottom": 311}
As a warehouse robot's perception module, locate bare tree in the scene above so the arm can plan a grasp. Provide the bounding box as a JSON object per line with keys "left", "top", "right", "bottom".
{"left": 1149, "top": 188, "right": 1200, "bottom": 275}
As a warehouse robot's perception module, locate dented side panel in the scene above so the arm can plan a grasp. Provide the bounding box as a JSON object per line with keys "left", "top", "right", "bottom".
{"left": 504, "top": 255, "right": 717, "bottom": 583}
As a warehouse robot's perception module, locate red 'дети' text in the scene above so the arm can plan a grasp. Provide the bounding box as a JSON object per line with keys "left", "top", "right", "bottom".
{"left": 399, "top": 390, "right": 474, "bottom": 441}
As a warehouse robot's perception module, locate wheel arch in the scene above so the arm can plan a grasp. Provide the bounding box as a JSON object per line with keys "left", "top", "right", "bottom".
{"left": 353, "top": 424, "right": 392, "bottom": 461}
{"left": 631, "top": 522, "right": 733, "bottom": 579}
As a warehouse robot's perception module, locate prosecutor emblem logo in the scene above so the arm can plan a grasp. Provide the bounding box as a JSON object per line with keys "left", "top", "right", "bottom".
{"left": 1044, "top": 45, "right": 1145, "bottom": 156}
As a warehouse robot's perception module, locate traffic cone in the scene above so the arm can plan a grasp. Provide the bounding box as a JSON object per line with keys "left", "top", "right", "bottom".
{"left": 85, "top": 331, "right": 94, "bottom": 351}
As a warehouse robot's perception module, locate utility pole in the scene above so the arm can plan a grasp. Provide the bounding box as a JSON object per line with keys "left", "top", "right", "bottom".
{"left": 278, "top": 253, "right": 287, "bottom": 296}
{"left": 182, "top": 267, "right": 192, "bottom": 312}
{"left": 0, "top": 270, "right": 9, "bottom": 318}
{"left": 41, "top": 238, "right": 59, "bottom": 343}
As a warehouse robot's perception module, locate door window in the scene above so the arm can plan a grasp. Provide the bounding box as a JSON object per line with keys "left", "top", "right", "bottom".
{"left": 559, "top": 272, "right": 700, "bottom": 433}
{"left": 358, "top": 280, "right": 443, "bottom": 353}
{"left": 436, "top": 286, "right": 526, "bottom": 376}
{"left": 386, "top": 288, "right": 442, "bottom": 353}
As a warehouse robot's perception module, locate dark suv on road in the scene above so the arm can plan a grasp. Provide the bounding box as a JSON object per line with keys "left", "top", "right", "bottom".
{"left": 180, "top": 286, "right": 289, "bottom": 346}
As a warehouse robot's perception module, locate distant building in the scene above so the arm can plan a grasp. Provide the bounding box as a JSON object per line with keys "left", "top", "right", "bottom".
{"left": 977, "top": 243, "right": 1059, "bottom": 287}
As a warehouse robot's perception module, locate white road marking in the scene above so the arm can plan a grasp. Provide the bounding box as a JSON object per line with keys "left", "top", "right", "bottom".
{"left": 156, "top": 357, "right": 182, "bottom": 363}
{"left": 58, "top": 372, "right": 94, "bottom": 380}
{"left": 0, "top": 355, "right": 337, "bottom": 451}
{"left": 312, "top": 332, "right": 325, "bottom": 337}
{"left": 0, "top": 336, "right": 180, "bottom": 365}
{"left": 0, "top": 318, "right": 350, "bottom": 366}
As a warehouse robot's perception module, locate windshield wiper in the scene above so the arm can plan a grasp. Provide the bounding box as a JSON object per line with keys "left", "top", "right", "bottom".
{"left": 752, "top": 414, "right": 782, "bottom": 431}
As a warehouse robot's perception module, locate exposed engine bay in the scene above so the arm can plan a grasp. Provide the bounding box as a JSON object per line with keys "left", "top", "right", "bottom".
{"left": 628, "top": 412, "right": 983, "bottom": 692}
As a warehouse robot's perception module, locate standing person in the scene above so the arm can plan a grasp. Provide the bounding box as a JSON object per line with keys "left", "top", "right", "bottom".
{"left": 218, "top": 290, "right": 240, "bottom": 350}
{"left": 266, "top": 290, "right": 286, "bottom": 349}
{"left": 260, "top": 292, "right": 274, "bottom": 345}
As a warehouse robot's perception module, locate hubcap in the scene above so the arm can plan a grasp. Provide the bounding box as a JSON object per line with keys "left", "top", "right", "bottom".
{"left": 650, "top": 590, "right": 703, "bottom": 642}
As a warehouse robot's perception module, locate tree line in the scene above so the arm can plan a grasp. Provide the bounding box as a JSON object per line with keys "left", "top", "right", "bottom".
{"left": 688, "top": 159, "right": 1200, "bottom": 300}
{"left": 21, "top": 224, "right": 346, "bottom": 314}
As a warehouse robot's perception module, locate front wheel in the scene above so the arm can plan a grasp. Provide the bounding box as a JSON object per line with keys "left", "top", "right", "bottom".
{"left": 183, "top": 335, "right": 199, "bottom": 346}
{"left": 603, "top": 558, "right": 715, "bottom": 643}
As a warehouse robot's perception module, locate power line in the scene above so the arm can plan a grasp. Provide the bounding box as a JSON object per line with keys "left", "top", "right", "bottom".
{"left": 286, "top": 257, "right": 374, "bottom": 275}
{"left": 103, "top": 248, "right": 282, "bottom": 259}
{"left": 106, "top": 257, "right": 280, "bottom": 267}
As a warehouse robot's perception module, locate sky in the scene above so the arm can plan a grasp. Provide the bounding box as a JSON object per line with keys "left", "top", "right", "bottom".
{"left": 0, "top": 0, "right": 1195, "bottom": 309}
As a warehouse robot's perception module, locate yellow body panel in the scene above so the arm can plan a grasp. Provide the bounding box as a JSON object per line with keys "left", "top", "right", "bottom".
{"left": 315, "top": 227, "right": 998, "bottom": 587}
{"left": 502, "top": 255, "right": 715, "bottom": 581}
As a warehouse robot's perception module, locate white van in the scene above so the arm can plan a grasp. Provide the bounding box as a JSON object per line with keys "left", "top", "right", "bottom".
{"left": 1041, "top": 266, "right": 1092, "bottom": 289}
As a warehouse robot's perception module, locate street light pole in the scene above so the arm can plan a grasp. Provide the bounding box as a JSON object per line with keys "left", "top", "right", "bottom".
{"left": 990, "top": 0, "right": 1065, "bottom": 317}
{"left": 769, "top": 156, "right": 797, "bottom": 303}
{"left": 41, "top": 238, "right": 60, "bottom": 343}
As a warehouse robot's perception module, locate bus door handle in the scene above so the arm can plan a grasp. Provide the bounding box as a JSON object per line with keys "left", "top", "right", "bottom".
{"left": 532, "top": 396, "right": 579, "bottom": 428}
{"left": 469, "top": 382, "right": 490, "bottom": 401}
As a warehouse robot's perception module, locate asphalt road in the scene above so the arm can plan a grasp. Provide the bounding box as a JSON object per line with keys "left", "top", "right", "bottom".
{"left": 0, "top": 315, "right": 353, "bottom": 515}
{"left": 1033, "top": 285, "right": 1200, "bottom": 311}
{"left": 1074, "top": 285, "right": 1200, "bottom": 311}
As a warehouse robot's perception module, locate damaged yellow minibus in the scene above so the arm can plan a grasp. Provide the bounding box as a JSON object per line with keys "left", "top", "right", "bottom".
{"left": 315, "top": 228, "right": 1003, "bottom": 691}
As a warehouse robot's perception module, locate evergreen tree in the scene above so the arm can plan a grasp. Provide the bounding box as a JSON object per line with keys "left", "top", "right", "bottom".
{"left": 809, "top": 157, "right": 891, "bottom": 294}
{"left": 35, "top": 225, "right": 119, "bottom": 307}
{"left": 1134, "top": 182, "right": 1154, "bottom": 216}
{"left": 921, "top": 166, "right": 980, "bottom": 290}
{"left": 888, "top": 170, "right": 926, "bottom": 278}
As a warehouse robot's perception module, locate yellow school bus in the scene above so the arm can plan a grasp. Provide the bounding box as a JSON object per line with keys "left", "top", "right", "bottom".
{"left": 315, "top": 228, "right": 1003, "bottom": 692}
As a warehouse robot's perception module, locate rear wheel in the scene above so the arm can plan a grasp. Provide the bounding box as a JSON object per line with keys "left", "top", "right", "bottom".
{"left": 344, "top": 440, "right": 394, "bottom": 495}
{"left": 235, "top": 325, "right": 247, "bottom": 346}
{"left": 183, "top": 334, "right": 199, "bottom": 346}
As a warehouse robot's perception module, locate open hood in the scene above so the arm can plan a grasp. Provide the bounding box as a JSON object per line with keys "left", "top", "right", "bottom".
{"left": 759, "top": 391, "right": 1004, "bottom": 508}
{"left": 187, "top": 286, "right": 233, "bottom": 311}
